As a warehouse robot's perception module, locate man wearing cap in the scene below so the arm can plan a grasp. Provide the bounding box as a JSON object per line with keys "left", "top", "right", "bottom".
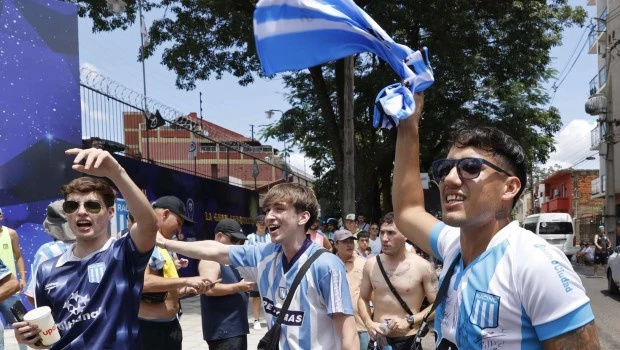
{"left": 334, "top": 229, "right": 368, "bottom": 350}
{"left": 358, "top": 213, "right": 437, "bottom": 350}
{"left": 345, "top": 214, "right": 361, "bottom": 236}
{"left": 593, "top": 225, "right": 612, "bottom": 278}
{"left": 139, "top": 196, "right": 211, "bottom": 350}
{"left": 244, "top": 214, "right": 270, "bottom": 330}
{"left": 199, "top": 219, "right": 254, "bottom": 349}
{"left": 24, "top": 200, "right": 76, "bottom": 307}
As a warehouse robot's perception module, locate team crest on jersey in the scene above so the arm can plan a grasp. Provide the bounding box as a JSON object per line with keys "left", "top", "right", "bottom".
{"left": 87, "top": 262, "right": 106, "bottom": 283}
{"left": 2, "top": 244, "right": 8, "bottom": 250}
{"left": 278, "top": 287, "right": 288, "bottom": 300}
{"left": 469, "top": 291, "right": 500, "bottom": 329}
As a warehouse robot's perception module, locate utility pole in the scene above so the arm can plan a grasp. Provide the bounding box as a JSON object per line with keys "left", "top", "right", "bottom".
{"left": 138, "top": 0, "right": 150, "bottom": 161}
{"left": 342, "top": 56, "right": 356, "bottom": 217}
{"left": 250, "top": 124, "right": 255, "bottom": 141}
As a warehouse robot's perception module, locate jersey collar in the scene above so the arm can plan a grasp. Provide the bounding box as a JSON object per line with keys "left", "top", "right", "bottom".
{"left": 56, "top": 237, "right": 116, "bottom": 267}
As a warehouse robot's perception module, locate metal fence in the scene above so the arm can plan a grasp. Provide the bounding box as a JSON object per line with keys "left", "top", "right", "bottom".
{"left": 79, "top": 67, "right": 313, "bottom": 191}
{"left": 575, "top": 214, "right": 604, "bottom": 244}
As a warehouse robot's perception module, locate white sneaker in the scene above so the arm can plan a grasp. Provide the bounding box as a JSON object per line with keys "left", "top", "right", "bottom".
{"left": 253, "top": 320, "right": 262, "bottom": 330}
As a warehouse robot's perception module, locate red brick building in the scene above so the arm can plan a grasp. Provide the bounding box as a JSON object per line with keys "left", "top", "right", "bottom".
{"left": 122, "top": 112, "right": 312, "bottom": 190}
{"left": 537, "top": 169, "right": 604, "bottom": 218}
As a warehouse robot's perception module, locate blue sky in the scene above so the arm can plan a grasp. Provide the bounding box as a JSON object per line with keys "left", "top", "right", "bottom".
{"left": 78, "top": 0, "right": 599, "bottom": 172}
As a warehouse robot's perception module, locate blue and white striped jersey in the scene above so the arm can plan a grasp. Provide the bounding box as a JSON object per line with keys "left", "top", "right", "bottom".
{"left": 229, "top": 241, "right": 354, "bottom": 349}
{"left": 25, "top": 241, "right": 70, "bottom": 299}
{"left": 35, "top": 236, "right": 152, "bottom": 350}
{"left": 430, "top": 221, "right": 594, "bottom": 349}
{"left": 245, "top": 232, "right": 271, "bottom": 246}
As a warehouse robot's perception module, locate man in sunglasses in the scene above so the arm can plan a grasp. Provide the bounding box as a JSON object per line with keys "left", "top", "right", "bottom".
{"left": 14, "top": 148, "right": 159, "bottom": 349}
{"left": 199, "top": 218, "right": 253, "bottom": 349}
{"left": 139, "top": 196, "right": 211, "bottom": 350}
{"left": 392, "top": 94, "right": 598, "bottom": 349}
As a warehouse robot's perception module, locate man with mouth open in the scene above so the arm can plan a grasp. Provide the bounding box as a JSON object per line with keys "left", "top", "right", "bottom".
{"left": 157, "top": 183, "right": 360, "bottom": 349}
{"left": 13, "top": 148, "right": 158, "bottom": 349}
{"left": 392, "top": 93, "right": 599, "bottom": 349}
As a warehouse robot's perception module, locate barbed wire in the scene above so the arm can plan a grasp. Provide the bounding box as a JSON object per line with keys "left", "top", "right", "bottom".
{"left": 79, "top": 66, "right": 314, "bottom": 180}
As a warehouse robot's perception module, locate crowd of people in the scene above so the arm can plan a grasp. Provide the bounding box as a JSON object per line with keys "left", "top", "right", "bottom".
{"left": 0, "top": 93, "right": 601, "bottom": 349}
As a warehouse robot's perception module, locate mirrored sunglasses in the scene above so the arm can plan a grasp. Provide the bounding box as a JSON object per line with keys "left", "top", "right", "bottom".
{"left": 431, "top": 157, "right": 513, "bottom": 182}
{"left": 62, "top": 200, "right": 103, "bottom": 214}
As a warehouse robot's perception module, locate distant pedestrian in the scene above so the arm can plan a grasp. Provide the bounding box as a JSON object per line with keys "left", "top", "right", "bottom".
{"left": 593, "top": 226, "right": 611, "bottom": 277}
{"left": 244, "top": 214, "right": 270, "bottom": 330}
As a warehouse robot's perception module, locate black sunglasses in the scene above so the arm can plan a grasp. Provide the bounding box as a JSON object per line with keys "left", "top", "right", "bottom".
{"left": 431, "top": 157, "right": 513, "bottom": 182}
{"left": 62, "top": 200, "right": 103, "bottom": 214}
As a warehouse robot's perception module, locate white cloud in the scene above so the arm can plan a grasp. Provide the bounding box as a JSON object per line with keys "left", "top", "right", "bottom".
{"left": 544, "top": 118, "right": 599, "bottom": 169}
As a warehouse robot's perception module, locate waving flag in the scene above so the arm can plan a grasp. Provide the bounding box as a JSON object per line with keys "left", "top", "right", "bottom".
{"left": 253, "top": 0, "right": 434, "bottom": 128}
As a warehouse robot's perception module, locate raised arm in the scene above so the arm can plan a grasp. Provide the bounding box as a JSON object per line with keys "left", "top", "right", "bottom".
{"left": 157, "top": 234, "right": 231, "bottom": 265}
{"left": 392, "top": 93, "right": 438, "bottom": 256}
{"left": 9, "top": 229, "right": 26, "bottom": 291}
{"left": 66, "top": 148, "right": 158, "bottom": 253}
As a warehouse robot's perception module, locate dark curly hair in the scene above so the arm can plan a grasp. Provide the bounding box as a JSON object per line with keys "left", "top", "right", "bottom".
{"left": 451, "top": 124, "right": 527, "bottom": 209}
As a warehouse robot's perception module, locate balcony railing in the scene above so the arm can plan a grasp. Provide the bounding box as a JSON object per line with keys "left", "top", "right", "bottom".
{"left": 589, "top": 65, "right": 608, "bottom": 96}
{"left": 590, "top": 76, "right": 597, "bottom": 96}
{"left": 591, "top": 125, "right": 601, "bottom": 150}
{"left": 541, "top": 197, "right": 570, "bottom": 213}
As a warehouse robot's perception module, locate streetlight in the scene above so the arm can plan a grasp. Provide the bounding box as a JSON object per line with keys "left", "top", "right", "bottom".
{"left": 571, "top": 155, "right": 596, "bottom": 168}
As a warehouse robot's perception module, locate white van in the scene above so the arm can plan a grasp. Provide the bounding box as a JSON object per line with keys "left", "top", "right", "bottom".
{"left": 522, "top": 213, "right": 577, "bottom": 259}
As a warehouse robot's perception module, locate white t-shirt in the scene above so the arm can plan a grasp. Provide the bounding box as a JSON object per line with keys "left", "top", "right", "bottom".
{"left": 430, "top": 221, "right": 594, "bottom": 349}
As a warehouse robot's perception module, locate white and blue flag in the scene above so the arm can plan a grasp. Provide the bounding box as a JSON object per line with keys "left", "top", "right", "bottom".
{"left": 253, "top": 0, "right": 434, "bottom": 128}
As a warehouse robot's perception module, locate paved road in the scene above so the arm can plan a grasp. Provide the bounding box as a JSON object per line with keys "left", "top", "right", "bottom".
{"left": 572, "top": 263, "right": 620, "bottom": 349}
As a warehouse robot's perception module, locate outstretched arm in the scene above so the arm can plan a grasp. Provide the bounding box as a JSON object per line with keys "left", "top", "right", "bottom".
{"left": 392, "top": 93, "right": 439, "bottom": 256}
{"left": 157, "top": 234, "right": 231, "bottom": 265}
{"left": 66, "top": 148, "right": 158, "bottom": 253}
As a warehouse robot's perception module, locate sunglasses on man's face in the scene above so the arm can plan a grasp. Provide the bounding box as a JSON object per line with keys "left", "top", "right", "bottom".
{"left": 431, "top": 157, "right": 513, "bottom": 182}
{"left": 62, "top": 200, "right": 103, "bottom": 214}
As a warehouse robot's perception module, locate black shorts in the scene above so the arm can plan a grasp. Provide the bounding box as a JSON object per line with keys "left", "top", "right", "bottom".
{"left": 139, "top": 318, "right": 182, "bottom": 350}
{"left": 367, "top": 335, "right": 417, "bottom": 350}
{"left": 207, "top": 335, "right": 247, "bottom": 350}
{"left": 595, "top": 251, "right": 609, "bottom": 265}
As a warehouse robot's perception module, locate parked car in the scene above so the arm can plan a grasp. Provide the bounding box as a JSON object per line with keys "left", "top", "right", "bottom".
{"left": 607, "top": 246, "right": 620, "bottom": 294}
{"left": 522, "top": 213, "right": 578, "bottom": 260}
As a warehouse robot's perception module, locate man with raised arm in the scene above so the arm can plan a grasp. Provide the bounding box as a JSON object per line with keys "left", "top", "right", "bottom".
{"left": 392, "top": 93, "right": 599, "bottom": 349}
{"left": 13, "top": 148, "right": 159, "bottom": 349}
{"left": 158, "top": 183, "right": 359, "bottom": 350}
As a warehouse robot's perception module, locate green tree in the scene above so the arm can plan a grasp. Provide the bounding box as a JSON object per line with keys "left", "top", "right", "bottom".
{"left": 72, "top": 0, "right": 587, "bottom": 221}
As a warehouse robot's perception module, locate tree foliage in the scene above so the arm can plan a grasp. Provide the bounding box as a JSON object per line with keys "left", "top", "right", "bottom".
{"left": 73, "top": 0, "right": 587, "bottom": 221}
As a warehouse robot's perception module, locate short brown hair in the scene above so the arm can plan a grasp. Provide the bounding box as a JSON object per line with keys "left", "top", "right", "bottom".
{"left": 381, "top": 212, "right": 395, "bottom": 225}
{"left": 61, "top": 176, "right": 116, "bottom": 208}
{"left": 263, "top": 183, "right": 318, "bottom": 231}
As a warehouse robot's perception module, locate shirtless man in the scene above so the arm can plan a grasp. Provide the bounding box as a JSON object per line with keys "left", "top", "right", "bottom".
{"left": 358, "top": 212, "right": 437, "bottom": 350}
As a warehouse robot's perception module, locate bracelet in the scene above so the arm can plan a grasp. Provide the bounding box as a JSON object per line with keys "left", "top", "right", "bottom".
{"left": 184, "top": 286, "right": 188, "bottom": 295}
